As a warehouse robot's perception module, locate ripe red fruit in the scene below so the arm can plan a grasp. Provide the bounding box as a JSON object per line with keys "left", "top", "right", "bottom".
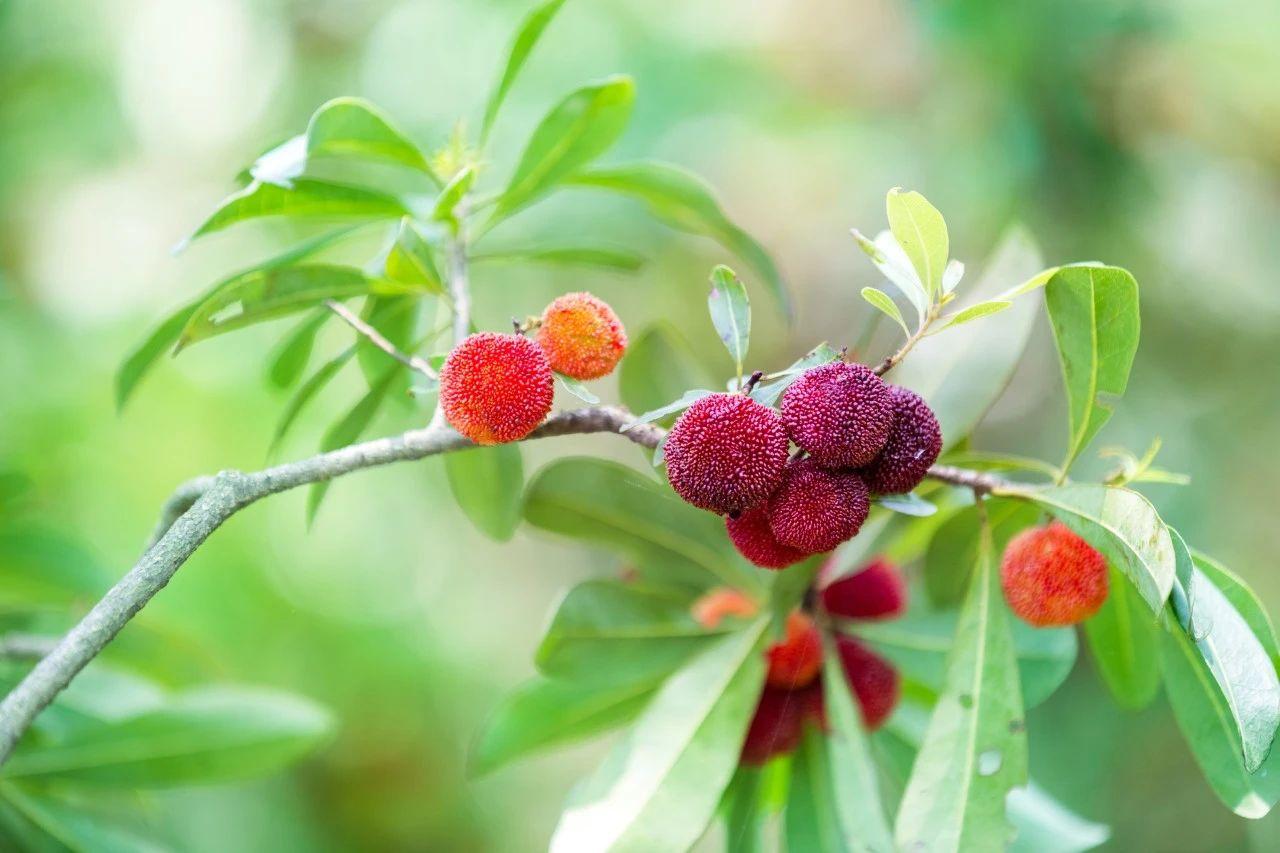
{"left": 691, "top": 587, "right": 758, "bottom": 629}
{"left": 766, "top": 459, "right": 870, "bottom": 554}
{"left": 834, "top": 635, "right": 900, "bottom": 730}
{"left": 1000, "top": 522, "right": 1109, "bottom": 627}
{"left": 859, "top": 385, "right": 942, "bottom": 495}
{"left": 664, "top": 393, "right": 790, "bottom": 515}
{"left": 740, "top": 684, "right": 819, "bottom": 766}
{"left": 439, "top": 332, "right": 554, "bottom": 445}
{"left": 780, "top": 361, "right": 894, "bottom": 468}
{"left": 820, "top": 557, "right": 907, "bottom": 621}
{"left": 535, "top": 291, "right": 628, "bottom": 380}
{"left": 725, "top": 506, "right": 806, "bottom": 570}
{"left": 765, "top": 612, "right": 823, "bottom": 689}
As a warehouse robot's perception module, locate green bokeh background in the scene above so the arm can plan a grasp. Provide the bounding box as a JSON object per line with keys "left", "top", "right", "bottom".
{"left": 2, "top": 0, "right": 1279, "bottom": 849}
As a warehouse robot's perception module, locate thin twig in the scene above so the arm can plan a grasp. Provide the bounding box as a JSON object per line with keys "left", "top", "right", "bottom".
{"left": 324, "top": 300, "right": 437, "bottom": 379}
{"left": 871, "top": 304, "right": 940, "bottom": 377}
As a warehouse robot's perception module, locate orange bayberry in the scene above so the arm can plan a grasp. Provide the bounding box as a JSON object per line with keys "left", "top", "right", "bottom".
{"left": 439, "top": 332, "right": 554, "bottom": 445}
{"left": 536, "top": 292, "right": 628, "bottom": 380}
{"left": 1000, "top": 522, "right": 1109, "bottom": 626}
{"left": 664, "top": 393, "right": 790, "bottom": 515}
{"left": 766, "top": 459, "right": 870, "bottom": 554}
{"left": 765, "top": 611, "right": 823, "bottom": 689}
{"left": 691, "top": 588, "right": 759, "bottom": 629}
{"left": 834, "top": 635, "right": 900, "bottom": 730}
{"left": 725, "top": 506, "right": 807, "bottom": 570}
{"left": 820, "top": 557, "right": 907, "bottom": 621}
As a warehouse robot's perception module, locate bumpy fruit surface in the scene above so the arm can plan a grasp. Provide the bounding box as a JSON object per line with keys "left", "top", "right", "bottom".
{"left": 834, "top": 635, "right": 900, "bottom": 730}
{"left": 859, "top": 385, "right": 942, "bottom": 494}
{"left": 535, "top": 291, "right": 628, "bottom": 380}
{"left": 692, "top": 587, "right": 758, "bottom": 629}
{"left": 726, "top": 506, "right": 806, "bottom": 570}
{"left": 820, "top": 557, "right": 907, "bottom": 621}
{"left": 767, "top": 459, "right": 870, "bottom": 554}
{"left": 740, "top": 681, "right": 824, "bottom": 766}
{"left": 439, "top": 332, "right": 554, "bottom": 445}
{"left": 664, "top": 393, "right": 790, "bottom": 515}
{"left": 1000, "top": 522, "right": 1108, "bottom": 626}
{"left": 780, "top": 361, "right": 894, "bottom": 468}
{"left": 765, "top": 612, "right": 823, "bottom": 689}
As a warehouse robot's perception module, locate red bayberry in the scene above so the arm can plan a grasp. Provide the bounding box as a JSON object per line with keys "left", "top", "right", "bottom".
{"left": 740, "top": 685, "right": 812, "bottom": 765}
{"left": 439, "top": 332, "right": 554, "bottom": 445}
{"left": 664, "top": 393, "right": 790, "bottom": 515}
{"left": 820, "top": 557, "right": 907, "bottom": 621}
{"left": 766, "top": 459, "right": 870, "bottom": 554}
{"left": 834, "top": 635, "right": 900, "bottom": 730}
{"left": 765, "top": 612, "right": 823, "bottom": 689}
{"left": 535, "top": 291, "right": 628, "bottom": 380}
{"left": 1000, "top": 522, "right": 1109, "bottom": 627}
{"left": 859, "top": 385, "right": 942, "bottom": 495}
{"left": 780, "top": 361, "right": 894, "bottom": 468}
{"left": 726, "top": 506, "right": 807, "bottom": 570}
{"left": 691, "top": 587, "right": 759, "bottom": 629}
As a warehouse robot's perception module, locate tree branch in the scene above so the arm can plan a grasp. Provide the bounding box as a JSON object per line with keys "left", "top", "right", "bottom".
{"left": 324, "top": 299, "right": 437, "bottom": 379}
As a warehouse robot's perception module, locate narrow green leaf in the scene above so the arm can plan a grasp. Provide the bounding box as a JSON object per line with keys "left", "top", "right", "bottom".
{"left": 1044, "top": 266, "right": 1140, "bottom": 474}
{"left": 384, "top": 218, "right": 445, "bottom": 295}
{"left": 786, "top": 727, "right": 848, "bottom": 852}
{"left": 998, "top": 483, "right": 1175, "bottom": 614}
{"left": 432, "top": 164, "right": 476, "bottom": 225}
{"left": 480, "top": 0, "right": 569, "bottom": 144}
{"left": 270, "top": 346, "right": 356, "bottom": 452}
{"left": 886, "top": 188, "right": 949, "bottom": 298}
{"left": 1084, "top": 568, "right": 1161, "bottom": 710}
{"left": 570, "top": 162, "right": 789, "bottom": 315}
{"left": 494, "top": 76, "right": 635, "bottom": 219}
{"left": 549, "top": 620, "right": 769, "bottom": 853}
{"left": 938, "top": 299, "right": 1012, "bottom": 331}
{"left": 851, "top": 228, "right": 928, "bottom": 320}
{"left": 267, "top": 309, "right": 329, "bottom": 389}
{"left": 470, "top": 675, "right": 655, "bottom": 777}
{"left": 306, "top": 97, "right": 435, "bottom": 181}
{"left": 306, "top": 366, "right": 399, "bottom": 521}
{"left": 183, "top": 179, "right": 407, "bottom": 245}
{"left": 354, "top": 294, "right": 420, "bottom": 390}
{"left": 3, "top": 687, "right": 333, "bottom": 787}
{"left": 893, "top": 523, "right": 1028, "bottom": 852}
{"left": 708, "top": 265, "right": 750, "bottom": 383}
{"left": 557, "top": 373, "right": 600, "bottom": 404}
{"left": 472, "top": 245, "right": 645, "bottom": 272}
{"left": 444, "top": 444, "right": 524, "bottom": 541}
{"left": 619, "top": 324, "right": 714, "bottom": 419}
{"left": 722, "top": 767, "right": 766, "bottom": 853}
{"left": 623, "top": 389, "right": 717, "bottom": 431}
{"left": 0, "top": 783, "right": 167, "bottom": 853}
{"left": 861, "top": 287, "right": 910, "bottom": 336}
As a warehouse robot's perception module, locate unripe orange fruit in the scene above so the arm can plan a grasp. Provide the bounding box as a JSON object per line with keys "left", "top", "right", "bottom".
{"left": 764, "top": 611, "right": 823, "bottom": 689}
{"left": 691, "top": 587, "right": 758, "bottom": 629}
{"left": 439, "top": 332, "right": 554, "bottom": 445}
{"left": 1000, "top": 522, "right": 1108, "bottom": 626}
{"left": 536, "top": 292, "right": 628, "bottom": 380}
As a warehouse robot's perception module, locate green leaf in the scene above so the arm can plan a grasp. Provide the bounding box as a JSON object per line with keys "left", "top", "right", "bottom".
{"left": 432, "top": 164, "right": 475, "bottom": 225}
{"left": 851, "top": 228, "right": 928, "bottom": 321}
{"left": 1007, "top": 784, "right": 1111, "bottom": 853}
{"left": 493, "top": 76, "right": 635, "bottom": 220}
{"left": 306, "top": 97, "right": 435, "bottom": 180}
{"left": 874, "top": 492, "right": 937, "bottom": 517}
{"left": 888, "top": 228, "right": 1044, "bottom": 444}
{"left": 178, "top": 265, "right": 393, "bottom": 349}
{"left": 1084, "top": 568, "right": 1161, "bottom": 710}
{"left": 708, "top": 265, "right": 750, "bottom": 384}
{"left": 267, "top": 309, "right": 329, "bottom": 389}
{"left": 384, "top": 218, "right": 445, "bottom": 295}
{"left": 306, "top": 365, "right": 399, "bottom": 521}
{"left": 1194, "top": 551, "right": 1280, "bottom": 665}
{"left": 444, "top": 444, "right": 524, "bottom": 541}
{"left": 472, "top": 245, "right": 645, "bottom": 272}
{"left": 471, "top": 675, "right": 655, "bottom": 777}
{"left": 886, "top": 188, "right": 948, "bottom": 299}
{"left": 623, "top": 389, "right": 717, "bottom": 431}
{"left": 938, "top": 299, "right": 1012, "bottom": 331}
{"left": 557, "top": 373, "right": 600, "bottom": 404}
{"left": 786, "top": 727, "right": 848, "bottom": 853}
{"left": 354, "top": 294, "right": 420, "bottom": 390}
{"left": 183, "top": 179, "right": 407, "bottom": 245}
{"left": 619, "top": 324, "right": 714, "bottom": 419}
{"left": 480, "top": 0, "right": 569, "bottom": 144}
{"left": 749, "top": 342, "right": 841, "bottom": 407}
{"left": 861, "top": 287, "right": 910, "bottom": 336}
{"left": 569, "top": 162, "right": 788, "bottom": 315}
{"left": 1044, "top": 266, "right": 1140, "bottom": 474}
{"left": 893, "top": 523, "right": 1027, "bottom": 852}
{"left": 0, "top": 783, "right": 167, "bottom": 853}
{"left": 270, "top": 346, "right": 356, "bottom": 452}
{"left": 0, "top": 527, "right": 109, "bottom": 609}
{"left": 998, "top": 483, "right": 1175, "bottom": 614}
{"left": 535, "top": 579, "right": 715, "bottom": 684}
{"left": 722, "top": 767, "right": 767, "bottom": 853}
{"left": 549, "top": 619, "right": 768, "bottom": 852}
{"left": 3, "top": 687, "right": 333, "bottom": 787}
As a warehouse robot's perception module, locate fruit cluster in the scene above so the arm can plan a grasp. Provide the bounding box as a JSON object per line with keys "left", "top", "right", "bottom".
{"left": 693, "top": 558, "right": 907, "bottom": 766}
{"left": 439, "top": 292, "right": 626, "bottom": 445}
{"left": 666, "top": 361, "right": 942, "bottom": 570}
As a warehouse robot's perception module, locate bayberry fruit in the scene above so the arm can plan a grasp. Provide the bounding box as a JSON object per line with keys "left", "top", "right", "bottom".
{"left": 766, "top": 459, "right": 870, "bottom": 554}
{"left": 765, "top": 612, "right": 823, "bottom": 689}
{"left": 740, "top": 681, "right": 824, "bottom": 766}
{"left": 439, "top": 332, "right": 554, "bottom": 445}
{"left": 726, "top": 506, "right": 806, "bottom": 570}
{"left": 820, "top": 557, "right": 907, "bottom": 621}
{"left": 691, "top": 587, "right": 758, "bottom": 629}
{"left": 834, "top": 635, "right": 900, "bottom": 730}
{"left": 859, "top": 385, "right": 942, "bottom": 494}
{"left": 535, "top": 291, "right": 627, "bottom": 380}
{"left": 780, "top": 361, "right": 894, "bottom": 468}
{"left": 1000, "top": 522, "right": 1108, "bottom": 626}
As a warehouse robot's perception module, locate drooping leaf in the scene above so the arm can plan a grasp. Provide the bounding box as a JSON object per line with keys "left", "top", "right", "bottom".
{"left": 306, "top": 365, "right": 399, "bottom": 521}
{"left": 569, "top": 161, "right": 788, "bottom": 315}
{"left": 267, "top": 309, "right": 329, "bottom": 389}
{"left": 860, "top": 287, "right": 910, "bottom": 336}
{"left": 470, "top": 675, "right": 655, "bottom": 777}
{"left": 444, "top": 444, "right": 524, "bottom": 541}
{"left": 885, "top": 188, "right": 948, "bottom": 299}
{"left": 1194, "top": 551, "right": 1280, "bottom": 665}
{"left": 0, "top": 783, "right": 167, "bottom": 853}
{"left": 183, "top": 179, "right": 407, "bottom": 245}
{"left": 270, "top": 346, "right": 356, "bottom": 452}
{"left": 1006, "top": 784, "right": 1111, "bottom": 853}
{"left": 1084, "top": 568, "right": 1161, "bottom": 710}
{"left": 708, "top": 265, "right": 750, "bottom": 384}
{"left": 998, "top": 483, "right": 1175, "bottom": 615}
{"left": 938, "top": 299, "right": 1012, "bottom": 331}
{"left": 472, "top": 244, "right": 645, "bottom": 272}
{"left": 493, "top": 76, "right": 635, "bottom": 220}
{"left": 549, "top": 620, "right": 768, "bottom": 852}
{"left": 3, "top": 687, "right": 333, "bottom": 787}
{"left": 557, "top": 374, "right": 600, "bottom": 404}
{"left": 619, "top": 324, "right": 714, "bottom": 419}
{"left": 893, "top": 524, "right": 1027, "bottom": 852}
{"left": 480, "top": 0, "right": 570, "bottom": 144}
{"left": 306, "top": 97, "right": 436, "bottom": 181}
{"left": 622, "top": 389, "right": 717, "bottom": 431}
{"left": 1044, "top": 266, "right": 1140, "bottom": 474}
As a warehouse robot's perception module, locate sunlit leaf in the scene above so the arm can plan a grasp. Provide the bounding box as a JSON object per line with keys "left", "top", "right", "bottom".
{"left": 182, "top": 179, "right": 406, "bottom": 246}
{"left": 861, "top": 287, "right": 910, "bottom": 336}
{"left": 432, "top": 164, "right": 476, "bottom": 226}
{"left": 886, "top": 188, "right": 948, "bottom": 299}
{"left": 851, "top": 228, "right": 928, "bottom": 320}
{"left": 708, "top": 265, "right": 750, "bottom": 384}
{"left": 1007, "top": 784, "right": 1111, "bottom": 853}
{"left": 874, "top": 492, "right": 936, "bottom": 517}
{"left": 384, "top": 218, "right": 445, "bottom": 295}
{"left": 1194, "top": 551, "right": 1280, "bottom": 665}
{"left": 749, "top": 343, "right": 841, "bottom": 407}
{"left": 306, "top": 96, "right": 435, "bottom": 180}
{"left": 480, "top": 0, "right": 570, "bottom": 144}
{"left": 445, "top": 444, "right": 524, "bottom": 542}
{"left": 937, "top": 299, "right": 1012, "bottom": 331}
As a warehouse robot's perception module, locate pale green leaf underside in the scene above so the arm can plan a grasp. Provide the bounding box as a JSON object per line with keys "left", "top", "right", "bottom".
{"left": 886, "top": 188, "right": 948, "bottom": 298}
